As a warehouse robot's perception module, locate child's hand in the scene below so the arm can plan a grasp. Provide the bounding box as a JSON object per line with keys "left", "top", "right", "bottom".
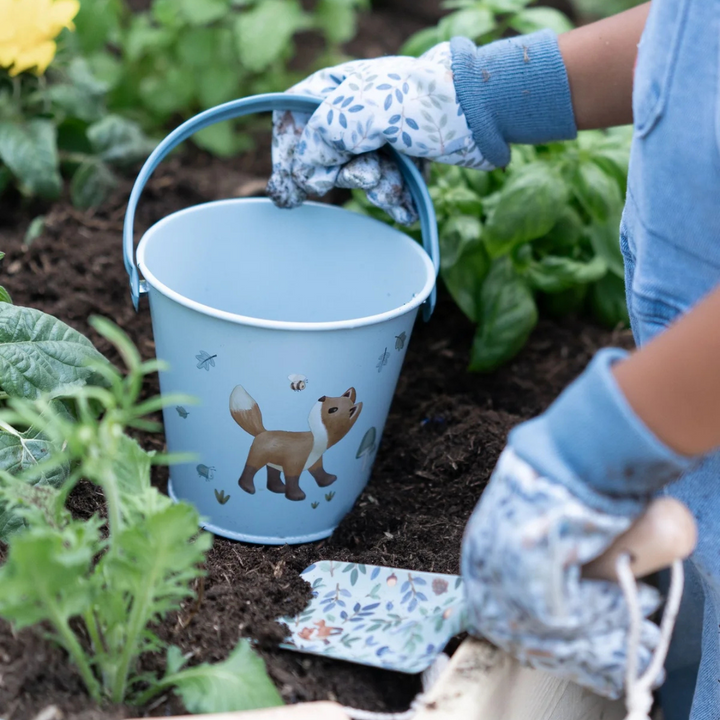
{"left": 462, "top": 348, "right": 696, "bottom": 698}
{"left": 462, "top": 448, "right": 662, "bottom": 699}
{"left": 267, "top": 42, "right": 493, "bottom": 225}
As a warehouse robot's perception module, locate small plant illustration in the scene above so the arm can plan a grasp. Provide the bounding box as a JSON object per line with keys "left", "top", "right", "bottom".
{"left": 215, "top": 489, "right": 231, "bottom": 505}
{"left": 196, "top": 464, "right": 216, "bottom": 481}
{"left": 356, "top": 427, "right": 378, "bottom": 470}
{"left": 376, "top": 347, "right": 390, "bottom": 373}
{"left": 196, "top": 350, "right": 217, "bottom": 371}
{"left": 311, "top": 501, "right": 320, "bottom": 509}
{"left": 325, "top": 491, "right": 335, "bottom": 502}
{"left": 395, "top": 332, "right": 407, "bottom": 351}
{"left": 176, "top": 406, "right": 189, "bottom": 419}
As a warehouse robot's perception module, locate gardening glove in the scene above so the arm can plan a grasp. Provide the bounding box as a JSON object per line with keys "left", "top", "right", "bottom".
{"left": 461, "top": 349, "right": 696, "bottom": 699}
{"left": 268, "top": 29, "right": 577, "bottom": 224}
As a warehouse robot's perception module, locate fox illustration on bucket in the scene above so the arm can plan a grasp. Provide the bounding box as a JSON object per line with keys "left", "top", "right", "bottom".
{"left": 230, "top": 385, "right": 363, "bottom": 502}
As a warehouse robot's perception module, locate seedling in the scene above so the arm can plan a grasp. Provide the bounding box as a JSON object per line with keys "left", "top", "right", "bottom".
{"left": 325, "top": 492, "right": 335, "bottom": 502}
{"left": 215, "top": 489, "right": 231, "bottom": 505}
{"left": 0, "top": 308, "right": 282, "bottom": 713}
{"left": 311, "top": 502, "right": 320, "bottom": 509}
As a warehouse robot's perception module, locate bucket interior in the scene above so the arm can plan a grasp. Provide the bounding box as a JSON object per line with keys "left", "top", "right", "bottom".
{"left": 137, "top": 199, "right": 433, "bottom": 324}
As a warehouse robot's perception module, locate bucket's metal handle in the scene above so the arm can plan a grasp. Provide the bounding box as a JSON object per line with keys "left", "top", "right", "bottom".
{"left": 123, "top": 93, "right": 439, "bottom": 319}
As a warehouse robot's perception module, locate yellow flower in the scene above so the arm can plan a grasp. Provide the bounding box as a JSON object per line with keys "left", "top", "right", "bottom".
{"left": 0, "top": 0, "right": 80, "bottom": 76}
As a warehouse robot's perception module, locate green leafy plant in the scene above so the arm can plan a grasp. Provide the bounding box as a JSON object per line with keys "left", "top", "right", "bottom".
{"left": 400, "top": 0, "right": 573, "bottom": 56}
{"left": 0, "top": 303, "right": 282, "bottom": 712}
{"left": 0, "top": 17, "right": 154, "bottom": 207}
{"left": 72, "top": 0, "right": 370, "bottom": 157}
{"left": 348, "top": 127, "right": 632, "bottom": 371}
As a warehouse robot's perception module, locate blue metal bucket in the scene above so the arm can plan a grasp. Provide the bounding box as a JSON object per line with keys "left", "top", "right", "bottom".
{"left": 124, "top": 94, "right": 439, "bottom": 545}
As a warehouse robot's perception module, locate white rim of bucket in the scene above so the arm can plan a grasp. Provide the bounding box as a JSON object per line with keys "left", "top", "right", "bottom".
{"left": 136, "top": 198, "right": 437, "bottom": 332}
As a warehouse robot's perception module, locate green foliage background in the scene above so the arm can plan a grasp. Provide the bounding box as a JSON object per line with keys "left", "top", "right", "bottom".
{"left": 1, "top": 0, "right": 635, "bottom": 372}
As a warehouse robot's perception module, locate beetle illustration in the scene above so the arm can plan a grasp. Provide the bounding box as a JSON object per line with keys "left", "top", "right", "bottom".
{"left": 196, "top": 464, "right": 216, "bottom": 481}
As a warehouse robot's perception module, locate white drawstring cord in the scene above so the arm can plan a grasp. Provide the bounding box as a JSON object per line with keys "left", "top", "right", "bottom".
{"left": 616, "top": 554, "right": 684, "bottom": 720}
{"left": 344, "top": 557, "right": 684, "bottom": 720}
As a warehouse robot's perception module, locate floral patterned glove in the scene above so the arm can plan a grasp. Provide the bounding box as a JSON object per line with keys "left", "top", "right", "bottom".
{"left": 267, "top": 42, "right": 492, "bottom": 225}
{"left": 461, "top": 349, "right": 696, "bottom": 699}
{"left": 462, "top": 448, "right": 663, "bottom": 699}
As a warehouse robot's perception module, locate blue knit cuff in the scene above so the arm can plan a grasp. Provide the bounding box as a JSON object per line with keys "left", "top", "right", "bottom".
{"left": 509, "top": 348, "right": 696, "bottom": 514}
{"left": 450, "top": 30, "right": 577, "bottom": 168}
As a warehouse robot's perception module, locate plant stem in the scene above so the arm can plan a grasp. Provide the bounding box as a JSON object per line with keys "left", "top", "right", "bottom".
{"left": 51, "top": 607, "right": 102, "bottom": 701}
{"left": 110, "top": 552, "right": 160, "bottom": 702}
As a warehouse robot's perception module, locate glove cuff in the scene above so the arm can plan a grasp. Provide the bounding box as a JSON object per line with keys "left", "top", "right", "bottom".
{"left": 509, "top": 348, "right": 697, "bottom": 513}
{"left": 450, "top": 30, "right": 577, "bottom": 168}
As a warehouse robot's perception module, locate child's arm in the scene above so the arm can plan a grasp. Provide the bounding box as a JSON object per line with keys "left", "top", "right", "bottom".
{"left": 615, "top": 283, "right": 720, "bottom": 457}
{"left": 559, "top": 3, "right": 650, "bottom": 130}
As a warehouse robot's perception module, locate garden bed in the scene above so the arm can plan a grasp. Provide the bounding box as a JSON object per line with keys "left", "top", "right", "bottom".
{"left": 0, "top": 2, "right": 630, "bottom": 718}
{"left": 0, "top": 147, "right": 631, "bottom": 719}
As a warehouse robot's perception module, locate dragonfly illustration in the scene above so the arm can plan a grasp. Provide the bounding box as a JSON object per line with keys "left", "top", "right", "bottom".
{"left": 376, "top": 347, "right": 390, "bottom": 373}
{"left": 196, "top": 350, "right": 217, "bottom": 371}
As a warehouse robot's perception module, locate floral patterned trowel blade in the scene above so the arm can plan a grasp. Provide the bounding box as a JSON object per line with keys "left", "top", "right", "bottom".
{"left": 279, "top": 561, "right": 468, "bottom": 674}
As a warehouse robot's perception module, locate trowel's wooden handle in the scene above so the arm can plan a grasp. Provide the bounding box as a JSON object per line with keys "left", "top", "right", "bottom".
{"left": 582, "top": 497, "right": 697, "bottom": 581}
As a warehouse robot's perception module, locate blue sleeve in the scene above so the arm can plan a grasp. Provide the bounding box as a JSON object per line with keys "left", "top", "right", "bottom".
{"left": 450, "top": 30, "right": 577, "bottom": 168}
{"left": 509, "top": 348, "right": 697, "bottom": 514}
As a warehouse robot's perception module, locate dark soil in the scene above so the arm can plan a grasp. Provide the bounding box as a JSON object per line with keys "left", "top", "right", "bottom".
{"left": 0, "top": 4, "right": 632, "bottom": 719}
{"left": 0, "top": 151, "right": 633, "bottom": 719}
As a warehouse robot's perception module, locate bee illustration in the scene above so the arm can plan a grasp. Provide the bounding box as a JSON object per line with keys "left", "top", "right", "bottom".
{"left": 288, "top": 374, "right": 309, "bottom": 392}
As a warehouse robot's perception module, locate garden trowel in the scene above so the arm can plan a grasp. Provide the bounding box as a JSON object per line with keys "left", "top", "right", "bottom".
{"left": 279, "top": 497, "right": 697, "bottom": 674}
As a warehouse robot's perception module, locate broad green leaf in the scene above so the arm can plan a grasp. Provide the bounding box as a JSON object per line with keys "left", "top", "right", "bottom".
{"left": 234, "top": 1, "right": 311, "bottom": 73}
{"left": 0, "top": 286, "right": 11, "bottom": 304}
{"left": 71, "top": 159, "right": 117, "bottom": 209}
{"left": 584, "top": 209, "right": 624, "bottom": 278}
{"left": 152, "top": 0, "right": 182, "bottom": 26}
{"left": 460, "top": 167, "right": 491, "bottom": 197}
{"left": 400, "top": 27, "right": 441, "bottom": 57}
{"left": 315, "top": 0, "right": 365, "bottom": 45}
{"left": 439, "top": 215, "right": 482, "bottom": 269}
{"left": 45, "top": 60, "right": 107, "bottom": 123}
{"left": 572, "top": 161, "right": 622, "bottom": 223}
{"left": 124, "top": 15, "right": 174, "bottom": 62}
{"left": 526, "top": 254, "right": 607, "bottom": 294}
{"left": 139, "top": 68, "right": 197, "bottom": 118}
{"left": 537, "top": 206, "right": 584, "bottom": 253}
{"left": 168, "top": 640, "right": 283, "bottom": 713}
{"left": 541, "top": 284, "right": 588, "bottom": 317}
{"left": 438, "top": 7, "right": 496, "bottom": 41}
{"left": 510, "top": 7, "right": 574, "bottom": 35}
{"left": 0, "top": 304, "right": 106, "bottom": 399}
{"left": 483, "top": 163, "right": 569, "bottom": 257}
{"left": 195, "top": 123, "right": 241, "bottom": 157}
{"left": 0, "top": 120, "right": 62, "bottom": 199}
{"left": 470, "top": 257, "right": 538, "bottom": 372}
{"left": 590, "top": 273, "right": 630, "bottom": 328}
{"left": 87, "top": 116, "right": 155, "bottom": 167}
{"left": 441, "top": 244, "right": 489, "bottom": 322}
{"left": 178, "top": 0, "right": 231, "bottom": 26}
{"left": 0, "top": 424, "right": 68, "bottom": 486}
{"left": 74, "top": 0, "right": 123, "bottom": 52}
{"left": 197, "top": 66, "right": 240, "bottom": 109}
